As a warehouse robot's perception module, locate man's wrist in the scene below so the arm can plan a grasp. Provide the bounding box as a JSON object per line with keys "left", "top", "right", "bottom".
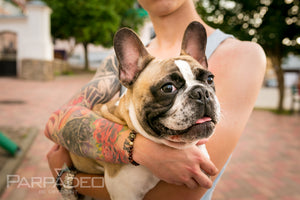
{"left": 55, "top": 166, "right": 78, "bottom": 199}
{"left": 56, "top": 167, "right": 69, "bottom": 191}
{"left": 60, "top": 168, "right": 78, "bottom": 199}
{"left": 125, "top": 130, "right": 139, "bottom": 166}
{"left": 131, "top": 134, "right": 156, "bottom": 166}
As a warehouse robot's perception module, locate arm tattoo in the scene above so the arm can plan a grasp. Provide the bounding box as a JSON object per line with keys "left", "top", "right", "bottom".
{"left": 45, "top": 55, "right": 130, "bottom": 163}
{"left": 67, "top": 56, "right": 121, "bottom": 108}
{"left": 61, "top": 112, "right": 128, "bottom": 163}
{"left": 92, "top": 118, "right": 128, "bottom": 163}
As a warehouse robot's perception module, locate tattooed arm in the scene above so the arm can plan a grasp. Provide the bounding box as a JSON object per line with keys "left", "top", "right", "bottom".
{"left": 45, "top": 55, "right": 131, "bottom": 163}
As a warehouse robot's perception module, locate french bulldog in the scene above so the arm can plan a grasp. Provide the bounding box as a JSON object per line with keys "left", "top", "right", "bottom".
{"left": 70, "top": 21, "right": 220, "bottom": 200}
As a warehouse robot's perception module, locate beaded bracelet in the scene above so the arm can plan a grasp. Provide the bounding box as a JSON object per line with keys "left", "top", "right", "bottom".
{"left": 56, "top": 167, "right": 70, "bottom": 191}
{"left": 126, "top": 130, "right": 140, "bottom": 166}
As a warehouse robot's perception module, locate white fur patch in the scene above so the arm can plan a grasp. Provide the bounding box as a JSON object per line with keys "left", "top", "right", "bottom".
{"left": 174, "top": 60, "right": 195, "bottom": 87}
{"left": 115, "top": 88, "right": 127, "bottom": 106}
{"left": 128, "top": 100, "right": 164, "bottom": 144}
{"left": 105, "top": 165, "right": 159, "bottom": 200}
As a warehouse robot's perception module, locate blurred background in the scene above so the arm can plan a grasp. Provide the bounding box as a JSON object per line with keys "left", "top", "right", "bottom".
{"left": 0, "top": 0, "right": 299, "bottom": 199}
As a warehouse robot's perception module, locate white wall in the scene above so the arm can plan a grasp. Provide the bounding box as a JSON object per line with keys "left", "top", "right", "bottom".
{"left": 0, "top": 0, "right": 53, "bottom": 75}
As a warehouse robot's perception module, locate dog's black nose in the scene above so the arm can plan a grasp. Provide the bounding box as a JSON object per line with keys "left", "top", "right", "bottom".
{"left": 189, "top": 86, "right": 210, "bottom": 103}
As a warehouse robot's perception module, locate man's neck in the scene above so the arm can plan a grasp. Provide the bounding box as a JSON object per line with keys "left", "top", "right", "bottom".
{"left": 147, "top": 1, "right": 214, "bottom": 59}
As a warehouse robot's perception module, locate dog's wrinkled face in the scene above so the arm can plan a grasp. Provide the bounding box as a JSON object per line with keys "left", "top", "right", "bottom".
{"left": 114, "top": 21, "right": 220, "bottom": 148}
{"left": 131, "top": 55, "right": 220, "bottom": 146}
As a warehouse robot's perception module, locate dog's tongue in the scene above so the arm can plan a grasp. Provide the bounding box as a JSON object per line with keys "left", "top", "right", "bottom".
{"left": 196, "top": 117, "right": 212, "bottom": 124}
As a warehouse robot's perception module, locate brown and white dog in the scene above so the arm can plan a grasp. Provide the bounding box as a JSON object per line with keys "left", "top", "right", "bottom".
{"left": 70, "top": 21, "right": 220, "bottom": 200}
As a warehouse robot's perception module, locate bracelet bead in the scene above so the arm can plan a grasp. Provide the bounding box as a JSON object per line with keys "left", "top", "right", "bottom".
{"left": 127, "top": 130, "right": 139, "bottom": 166}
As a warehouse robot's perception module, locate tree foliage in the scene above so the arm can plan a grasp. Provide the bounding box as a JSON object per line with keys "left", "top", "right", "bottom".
{"left": 196, "top": 0, "right": 300, "bottom": 112}
{"left": 44, "top": 0, "right": 146, "bottom": 69}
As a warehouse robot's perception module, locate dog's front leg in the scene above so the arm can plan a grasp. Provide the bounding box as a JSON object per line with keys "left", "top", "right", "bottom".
{"left": 104, "top": 165, "right": 159, "bottom": 200}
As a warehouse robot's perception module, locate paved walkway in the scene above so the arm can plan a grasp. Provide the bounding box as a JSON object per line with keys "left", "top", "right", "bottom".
{"left": 0, "top": 75, "right": 299, "bottom": 199}
{"left": 0, "top": 74, "right": 93, "bottom": 200}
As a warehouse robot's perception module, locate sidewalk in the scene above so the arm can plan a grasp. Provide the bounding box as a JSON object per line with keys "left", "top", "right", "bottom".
{"left": 0, "top": 74, "right": 299, "bottom": 199}
{"left": 0, "top": 74, "right": 93, "bottom": 199}
{"left": 213, "top": 110, "right": 300, "bottom": 199}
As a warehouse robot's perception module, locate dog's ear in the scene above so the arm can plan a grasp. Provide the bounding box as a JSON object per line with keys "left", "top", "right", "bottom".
{"left": 181, "top": 21, "right": 208, "bottom": 68}
{"left": 114, "top": 28, "right": 152, "bottom": 88}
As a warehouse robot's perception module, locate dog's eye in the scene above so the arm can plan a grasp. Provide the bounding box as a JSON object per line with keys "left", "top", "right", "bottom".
{"left": 207, "top": 75, "right": 214, "bottom": 85}
{"left": 161, "top": 84, "right": 176, "bottom": 93}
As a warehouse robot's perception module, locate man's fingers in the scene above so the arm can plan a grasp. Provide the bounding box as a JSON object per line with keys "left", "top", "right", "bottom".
{"left": 59, "top": 145, "right": 69, "bottom": 153}
{"left": 168, "top": 181, "right": 183, "bottom": 186}
{"left": 199, "top": 157, "right": 218, "bottom": 176}
{"left": 193, "top": 171, "right": 213, "bottom": 189}
{"left": 184, "top": 178, "right": 199, "bottom": 189}
{"left": 51, "top": 144, "right": 60, "bottom": 151}
{"left": 46, "top": 144, "right": 60, "bottom": 158}
{"left": 166, "top": 177, "right": 198, "bottom": 189}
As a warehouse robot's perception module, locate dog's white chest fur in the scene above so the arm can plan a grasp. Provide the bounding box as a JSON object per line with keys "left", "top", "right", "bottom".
{"left": 105, "top": 165, "right": 159, "bottom": 200}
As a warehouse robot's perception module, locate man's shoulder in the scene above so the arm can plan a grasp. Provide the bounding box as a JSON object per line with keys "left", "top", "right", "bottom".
{"left": 220, "top": 38, "right": 265, "bottom": 60}
{"left": 210, "top": 38, "right": 266, "bottom": 72}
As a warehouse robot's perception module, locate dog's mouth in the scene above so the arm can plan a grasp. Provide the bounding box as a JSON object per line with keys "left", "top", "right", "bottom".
{"left": 151, "top": 115, "right": 216, "bottom": 144}
{"left": 196, "top": 116, "right": 212, "bottom": 124}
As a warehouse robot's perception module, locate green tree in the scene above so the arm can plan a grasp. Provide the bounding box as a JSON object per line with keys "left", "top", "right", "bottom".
{"left": 196, "top": 0, "right": 300, "bottom": 112}
{"left": 44, "top": 0, "right": 146, "bottom": 70}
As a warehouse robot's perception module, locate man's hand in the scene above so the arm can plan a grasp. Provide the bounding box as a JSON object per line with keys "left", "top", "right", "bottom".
{"left": 133, "top": 135, "right": 218, "bottom": 189}
{"left": 47, "top": 144, "right": 73, "bottom": 178}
